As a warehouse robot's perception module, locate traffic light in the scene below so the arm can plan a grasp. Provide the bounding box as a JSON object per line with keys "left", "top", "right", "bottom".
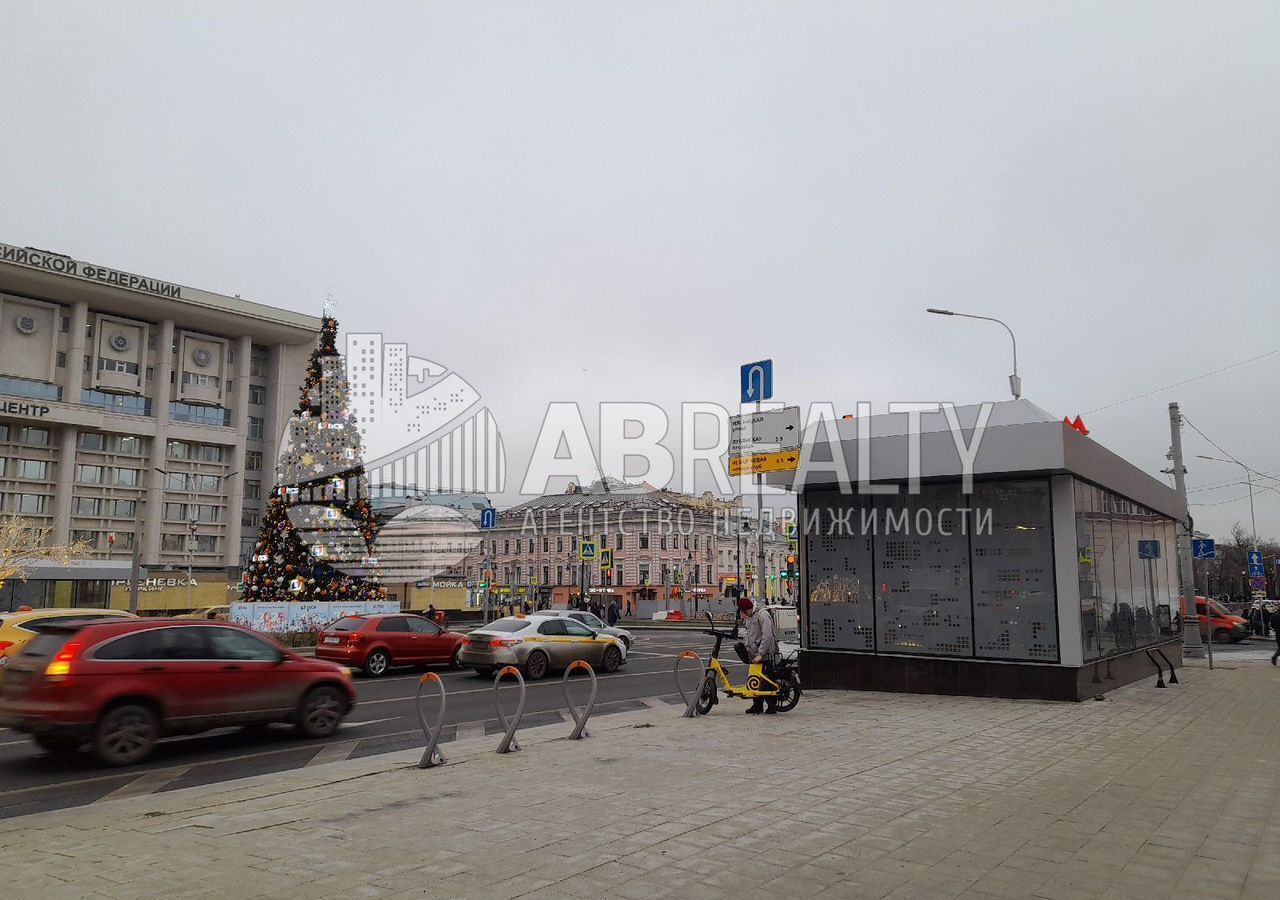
{"left": 784, "top": 553, "right": 797, "bottom": 584}
{"left": 478, "top": 581, "right": 488, "bottom": 590}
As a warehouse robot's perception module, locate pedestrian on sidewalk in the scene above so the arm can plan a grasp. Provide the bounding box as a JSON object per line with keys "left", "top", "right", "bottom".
{"left": 607, "top": 598, "right": 620, "bottom": 626}
{"left": 736, "top": 597, "right": 778, "bottom": 715}
{"left": 1269, "top": 603, "right": 1280, "bottom": 666}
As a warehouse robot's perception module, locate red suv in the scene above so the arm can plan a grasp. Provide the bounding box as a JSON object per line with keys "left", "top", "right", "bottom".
{"left": 0, "top": 619, "right": 356, "bottom": 766}
{"left": 315, "top": 613, "right": 466, "bottom": 677}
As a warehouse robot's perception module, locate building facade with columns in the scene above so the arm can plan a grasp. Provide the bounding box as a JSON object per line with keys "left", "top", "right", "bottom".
{"left": 0, "top": 242, "right": 318, "bottom": 608}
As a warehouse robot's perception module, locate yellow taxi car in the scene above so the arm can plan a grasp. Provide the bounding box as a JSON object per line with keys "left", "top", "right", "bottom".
{"left": 457, "top": 613, "right": 627, "bottom": 679}
{"left": 0, "top": 608, "right": 136, "bottom": 673}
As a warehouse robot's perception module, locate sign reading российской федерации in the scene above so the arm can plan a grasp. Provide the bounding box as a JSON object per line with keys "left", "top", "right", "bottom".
{"left": 0, "top": 242, "right": 183, "bottom": 299}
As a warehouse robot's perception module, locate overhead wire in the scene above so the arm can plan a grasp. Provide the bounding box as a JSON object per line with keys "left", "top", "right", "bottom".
{"left": 1081, "top": 347, "right": 1280, "bottom": 416}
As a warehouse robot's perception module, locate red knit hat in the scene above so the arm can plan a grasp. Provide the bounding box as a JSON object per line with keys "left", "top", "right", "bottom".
{"left": 737, "top": 597, "right": 754, "bottom": 613}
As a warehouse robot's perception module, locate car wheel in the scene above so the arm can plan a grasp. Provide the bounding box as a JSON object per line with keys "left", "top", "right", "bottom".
{"left": 92, "top": 703, "right": 158, "bottom": 767}
{"left": 363, "top": 649, "right": 391, "bottom": 677}
{"left": 525, "top": 650, "right": 549, "bottom": 680}
{"left": 296, "top": 685, "right": 346, "bottom": 738}
{"left": 33, "top": 733, "right": 83, "bottom": 754}
{"left": 601, "top": 645, "right": 623, "bottom": 673}
{"left": 1213, "top": 629, "right": 1232, "bottom": 644}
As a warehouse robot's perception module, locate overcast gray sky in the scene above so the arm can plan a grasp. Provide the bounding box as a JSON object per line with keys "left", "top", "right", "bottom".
{"left": 1, "top": 1, "right": 1277, "bottom": 539}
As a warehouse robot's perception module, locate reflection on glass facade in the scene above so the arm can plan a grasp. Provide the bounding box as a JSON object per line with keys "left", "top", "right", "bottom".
{"left": 805, "top": 494, "right": 874, "bottom": 651}
{"left": 1074, "top": 480, "right": 1180, "bottom": 661}
{"left": 970, "top": 481, "right": 1058, "bottom": 661}
{"left": 804, "top": 480, "right": 1060, "bottom": 662}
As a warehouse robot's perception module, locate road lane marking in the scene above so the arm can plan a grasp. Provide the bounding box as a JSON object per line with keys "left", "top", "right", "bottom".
{"left": 306, "top": 741, "right": 359, "bottom": 767}
{"left": 95, "top": 766, "right": 193, "bottom": 803}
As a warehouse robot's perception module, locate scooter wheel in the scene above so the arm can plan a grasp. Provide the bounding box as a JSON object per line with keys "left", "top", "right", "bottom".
{"left": 773, "top": 673, "right": 802, "bottom": 713}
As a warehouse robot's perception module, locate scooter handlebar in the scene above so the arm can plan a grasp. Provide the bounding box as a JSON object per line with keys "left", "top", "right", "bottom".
{"left": 701, "top": 611, "right": 740, "bottom": 640}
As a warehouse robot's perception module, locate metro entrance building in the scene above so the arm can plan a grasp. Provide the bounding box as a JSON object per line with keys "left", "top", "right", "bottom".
{"left": 781, "top": 400, "right": 1185, "bottom": 701}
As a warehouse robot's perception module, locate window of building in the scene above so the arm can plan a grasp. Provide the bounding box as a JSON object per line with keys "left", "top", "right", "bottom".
{"left": 181, "top": 372, "right": 220, "bottom": 388}
{"left": 75, "top": 464, "right": 104, "bottom": 484}
{"left": 528, "top": 539, "right": 535, "bottom": 553}
{"left": 557, "top": 536, "right": 564, "bottom": 552}
{"left": 167, "top": 440, "right": 191, "bottom": 459}
{"left": 244, "top": 481, "right": 261, "bottom": 500}
{"left": 248, "top": 384, "right": 266, "bottom": 405}
{"left": 59, "top": 315, "right": 69, "bottom": 333}
{"left": 247, "top": 416, "right": 264, "bottom": 440}
{"left": 98, "top": 358, "right": 139, "bottom": 375}
{"left": 542, "top": 565, "right": 549, "bottom": 585}
{"left": 18, "top": 494, "right": 49, "bottom": 515}
{"left": 599, "top": 534, "right": 608, "bottom": 549}
{"left": 18, "top": 459, "right": 47, "bottom": 479}
{"left": 241, "top": 511, "right": 260, "bottom": 529}
{"left": 161, "top": 534, "right": 186, "bottom": 552}
{"left": 195, "top": 504, "right": 220, "bottom": 523}
{"left": 638, "top": 562, "right": 650, "bottom": 584}
{"left": 616, "top": 533, "right": 624, "bottom": 552}
{"left": 107, "top": 499, "right": 137, "bottom": 518}
{"left": 164, "top": 502, "right": 188, "bottom": 521}
{"left": 639, "top": 533, "right": 650, "bottom": 549}
{"left": 112, "top": 435, "right": 144, "bottom": 455}
{"left": 542, "top": 537, "right": 549, "bottom": 552}
{"left": 19, "top": 428, "right": 49, "bottom": 447}
{"left": 660, "top": 535, "right": 667, "bottom": 550}
{"left": 199, "top": 444, "right": 225, "bottom": 463}
{"left": 113, "top": 468, "right": 141, "bottom": 486}
{"left": 110, "top": 531, "right": 135, "bottom": 550}
{"left": 246, "top": 451, "right": 262, "bottom": 471}
{"left": 72, "top": 529, "right": 99, "bottom": 547}
{"left": 74, "top": 497, "right": 101, "bottom": 516}
{"left": 194, "top": 535, "right": 217, "bottom": 554}
{"left": 556, "top": 565, "right": 564, "bottom": 584}
{"left": 79, "top": 432, "right": 106, "bottom": 452}
{"left": 249, "top": 354, "right": 268, "bottom": 377}
{"left": 56, "top": 351, "right": 66, "bottom": 368}
{"left": 0, "top": 424, "right": 8, "bottom": 441}
{"left": 503, "top": 539, "right": 510, "bottom": 554}
{"left": 193, "top": 474, "right": 220, "bottom": 492}
{"left": 163, "top": 472, "right": 187, "bottom": 491}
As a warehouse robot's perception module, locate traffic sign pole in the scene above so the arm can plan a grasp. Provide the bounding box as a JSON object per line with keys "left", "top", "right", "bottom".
{"left": 1169, "top": 403, "right": 1205, "bottom": 658}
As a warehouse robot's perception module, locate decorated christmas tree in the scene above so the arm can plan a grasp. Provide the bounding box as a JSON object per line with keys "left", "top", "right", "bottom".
{"left": 241, "top": 307, "right": 386, "bottom": 603}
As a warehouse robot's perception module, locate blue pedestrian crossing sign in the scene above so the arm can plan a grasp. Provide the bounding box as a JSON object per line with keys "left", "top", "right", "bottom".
{"left": 1248, "top": 550, "right": 1264, "bottom": 577}
{"left": 740, "top": 359, "right": 773, "bottom": 403}
{"left": 579, "top": 540, "right": 597, "bottom": 562}
{"left": 1137, "top": 540, "right": 1161, "bottom": 559}
{"left": 1191, "top": 539, "right": 1216, "bottom": 560}
{"left": 480, "top": 508, "right": 497, "bottom": 529}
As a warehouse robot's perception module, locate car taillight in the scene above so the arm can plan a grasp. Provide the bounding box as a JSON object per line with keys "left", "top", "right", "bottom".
{"left": 348, "top": 633, "right": 363, "bottom": 643}
{"left": 0, "top": 641, "right": 13, "bottom": 653}
{"left": 460, "top": 637, "right": 472, "bottom": 646}
{"left": 490, "top": 639, "right": 522, "bottom": 648}
{"left": 45, "top": 641, "right": 85, "bottom": 678}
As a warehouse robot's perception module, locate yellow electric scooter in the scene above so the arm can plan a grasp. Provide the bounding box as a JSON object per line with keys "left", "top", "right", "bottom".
{"left": 694, "top": 612, "right": 800, "bottom": 714}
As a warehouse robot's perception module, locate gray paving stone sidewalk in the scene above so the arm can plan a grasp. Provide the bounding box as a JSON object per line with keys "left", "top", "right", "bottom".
{"left": 2, "top": 658, "right": 1280, "bottom": 900}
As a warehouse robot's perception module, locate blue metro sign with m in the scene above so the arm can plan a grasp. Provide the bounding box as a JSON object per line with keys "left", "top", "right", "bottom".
{"left": 740, "top": 359, "right": 773, "bottom": 404}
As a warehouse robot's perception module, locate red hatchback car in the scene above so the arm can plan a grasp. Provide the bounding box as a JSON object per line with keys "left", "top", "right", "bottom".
{"left": 315, "top": 613, "right": 466, "bottom": 677}
{"left": 0, "top": 619, "right": 356, "bottom": 766}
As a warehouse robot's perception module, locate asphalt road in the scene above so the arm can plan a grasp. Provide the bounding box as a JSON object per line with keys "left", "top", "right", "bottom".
{"left": 0, "top": 628, "right": 742, "bottom": 820}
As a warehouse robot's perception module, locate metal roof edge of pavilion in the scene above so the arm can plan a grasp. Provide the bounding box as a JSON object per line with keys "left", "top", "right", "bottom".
{"left": 768, "top": 398, "right": 1185, "bottom": 522}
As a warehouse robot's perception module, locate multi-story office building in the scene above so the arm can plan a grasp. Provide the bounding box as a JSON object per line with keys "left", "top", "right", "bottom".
{"left": 0, "top": 242, "right": 320, "bottom": 605}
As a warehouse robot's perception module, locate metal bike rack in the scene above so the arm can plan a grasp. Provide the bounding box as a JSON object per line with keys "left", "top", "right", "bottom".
{"left": 415, "top": 671, "right": 447, "bottom": 768}
{"left": 674, "top": 650, "right": 707, "bottom": 718}
{"left": 493, "top": 666, "right": 526, "bottom": 753}
{"left": 1144, "top": 650, "right": 1167, "bottom": 688}
{"left": 562, "top": 660, "right": 597, "bottom": 739}
{"left": 1156, "top": 648, "right": 1179, "bottom": 684}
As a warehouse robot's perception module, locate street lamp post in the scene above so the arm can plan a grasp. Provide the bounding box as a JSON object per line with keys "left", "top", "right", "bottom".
{"left": 1195, "top": 455, "right": 1259, "bottom": 551}
{"left": 926, "top": 308, "right": 1021, "bottom": 399}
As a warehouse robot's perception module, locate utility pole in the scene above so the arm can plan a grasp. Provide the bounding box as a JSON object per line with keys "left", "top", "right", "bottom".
{"left": 1168, "top": 403, "right": 1205, "bottom": 658}
{"left": 128, "top": 537, "right": 141, "bottom": 614}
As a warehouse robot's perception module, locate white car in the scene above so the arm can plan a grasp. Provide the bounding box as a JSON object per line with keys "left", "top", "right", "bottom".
{"left": 458, "top": 614, "right": 628, "bottom": 680}
{"left": 540, "top": 609, "right": 634, "bottom": 651}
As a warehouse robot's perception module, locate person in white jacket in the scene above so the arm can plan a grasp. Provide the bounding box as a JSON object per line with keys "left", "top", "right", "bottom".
{"left": 737, "top": 597, "right": 778, "bottom": 715}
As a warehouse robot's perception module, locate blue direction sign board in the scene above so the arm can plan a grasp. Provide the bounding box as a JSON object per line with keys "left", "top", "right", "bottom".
{"left": 1248, "top": 550, "right": 1264, "bottom": 577}
{"left": 1191, "top": 539, "right": 1216, "bottom": 560}
{"left": 1137, "top": 540, "right": 1161, "bottom": 559}
{"left": 740, "top": 359, "right": 773, "bottom": 404}
{"left": 480, "top": 508, "right": 497, "bottom": 529}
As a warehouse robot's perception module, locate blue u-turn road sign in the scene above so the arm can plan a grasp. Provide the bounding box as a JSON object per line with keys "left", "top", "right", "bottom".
{"left": 1248, "top": 550, "right": 1264, "bottom": 577}
{"left": 1191, "top": 539, "right": 1216, "bottom": 560}
{"left": 740, "top": 359, "right": 773, "bottom": 404}
{"left": 480, "top": 508, "right": 497, "bottom": 530}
